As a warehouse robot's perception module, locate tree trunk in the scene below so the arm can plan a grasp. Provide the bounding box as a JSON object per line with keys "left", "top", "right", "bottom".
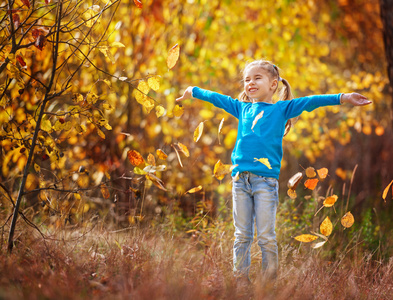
{"left": 380, "top": 0, "right": 393, "bottom": 129}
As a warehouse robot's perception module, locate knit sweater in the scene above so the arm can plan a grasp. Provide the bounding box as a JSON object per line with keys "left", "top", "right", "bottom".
{"left": 192, "top": 87, "right": 341, "bottom": 179}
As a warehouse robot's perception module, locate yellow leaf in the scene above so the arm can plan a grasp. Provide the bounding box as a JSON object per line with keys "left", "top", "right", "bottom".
{"left": 74, "top": 193, "right": 81, "bottom": 200}
{"left": 146, "top": 173, "right": 167, "bottom": 191}
{"left": 213, "top": 160, "right": 237, "bottom": 181}
{"left": 317, "top": 167, "right": 328, "bottom": 180}
{"left": 382, "top": 179, "right": 393, "bottom": 202}
{"left": 175, "top": 142, "right": 189, "bottom": 157}
{"left": 137, "top": 80, "right": 150, "bottom": 94}
{"left": 193, "top": 122, "right": 204, "bottom": 142}
{"left": 185, "top": 185, "right": 203, "bottom": 194}
{"left": 34, "top": 163, "right": 41, "bottom": 173}
{"left": 287, "top": 189, "right": 297, "bottom": 199}
{"left": 156, "top": 149, "right": 168, "bottom": 160}
{"left": 287, "top": 172, "right": 303, "bottom": 189}
{"left": 254, "top": 158, "right": 272, "bottom": 169}
{"left": 155, "top": 105, "right": 166, "bottom": 118}
{"left": 320, "top": 216, "right": 333, "bottom": 236}
{"left": 173, "top": 104, "right": 184, "bottom": 117}
{"left": 167, "top": 44, "right": 180, "bottom": 69}
{"left": 323, "top": 195, "right": 338, "bottom": 207}
{"left": 294, "top": 234, "right": 318, "bottom": 243}
{"left": 341, "top": 211, "right": 355, "bottom": 228}
{"left": 134, "top": 167, "right": 147, "bottom": 175}
{"left": 147, "top": 153, "right": 156, "bottom": 166}
{"left": 111, "top": 41, "right": 125, "bottom": 47}
{"left": 305, "top": 167, "right": 316, "bottom": 178}
{"left": 147, "top": 76, "right": 160, "bottom": 91}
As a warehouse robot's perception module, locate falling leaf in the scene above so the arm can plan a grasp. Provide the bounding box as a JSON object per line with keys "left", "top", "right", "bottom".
{"left": 341, "top": 211, "right": 355, "bottom": 228}
{"left": 185, "top": 185, "right": 203, "bottom": 194}
{"left": 34, "top": 163, "right": 41, "bottom": 173}
{"left": 101, "top": 184, "right": 110, "bottom": 199}
{"left": 382, "top": 179, "right": 393, "bottom": 202}
{"left": 194, "top": 122, "right": 204, "bottom": 142}
{"left": 156, "top": 149, "right": 168, "bottom": 160}
{"left": 127, "top": 150, "right": 144, "bottom": 166}
{"left": 254, "top": 158, "right": 272, "bottom": 169}
{"left": 134, "top": 0, "right": 142, "bottom": 8}
{"left": 119, "top": 77, "right": 128, "bottom": 81}
{"left": 313, "top": 241, "right": 327, "bottom": 249}
{"left": 146, "top": 173, "right": 167, "bottom": 191}
{"left": 97, "top": 128, "right": 105, "bottom": 139}
{"left": 323, "top": 195, "right": 338, "bottom": 207}
{"left": 34, "top": 35, "right": 46, "bottom": 51}
{"left": 287, "top": 189, "right": 297, "bottom": 199}
{"left": 173, "top": 104, "right": 184, "bottom": 117}
{"left": 214, "top": 160, "right": 237, "bottom": 180}
{"left": 317, "top": 167, "right": 328, "bottom": 180}
{"left": 175, "top": 142, "right": 189, "bottom": 157}
{"left": 320, "top": 216, "right": 333, "bottom": 236}
{"left": 155, "top": 105, "right": 166, "bottom": 118}
{"left": 167, "top": 44, "right": 180, "bottom": 69}
{"left": 147, "top": 76, "right": 160, "bottom": 91}
{"left": 251, "top": 111, "right": 264, "bottom": 131}
{"left": 305, "top": 167, "right": 316, "bottom": 178}
{"left": 147, "top": 153, "right": 156, "bottom": 166}
{"left": 294, "top": 234, "right": 318, "bottom": 243}
{"left": 304, "top": 178, "right": 319, "bottom": 190}
{"left": 287, "top": 172, "right": 303, "bottom": 189}
{"left": 218, "top": 118, "right": 225, "bottom": 144}
{"left": 172, "top": 144, "right": 183, "bottom": 167}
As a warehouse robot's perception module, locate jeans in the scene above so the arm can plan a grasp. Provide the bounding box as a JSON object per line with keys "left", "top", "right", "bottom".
{"left": 232, "top": 171, "right": 279, "bottom": 279}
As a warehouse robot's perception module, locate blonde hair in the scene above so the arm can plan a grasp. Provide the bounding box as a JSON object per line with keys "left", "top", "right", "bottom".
{"left": 239, "top": 60, "right": 296, "bottom": 136}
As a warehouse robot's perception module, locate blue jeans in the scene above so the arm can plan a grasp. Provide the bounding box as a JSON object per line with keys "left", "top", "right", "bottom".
{"left": 232, "top": 171, "right": 279, "bottom": 279}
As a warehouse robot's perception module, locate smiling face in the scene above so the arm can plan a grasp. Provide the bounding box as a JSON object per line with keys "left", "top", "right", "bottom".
{"left": 243, "top": 65, "right": 278, "bottom": 103}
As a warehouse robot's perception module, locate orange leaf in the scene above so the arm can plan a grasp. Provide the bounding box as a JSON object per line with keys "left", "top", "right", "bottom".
{"left": 287, "top": 189, "right": 297, "bottom": 199}
{"left": 294, "top": 234, "right": 318, "bottom": 243}
{"left": 213, "top": 160, "right": 236, "bottom": 181}
{"left": 305, "top": 167, "right": 316, "bottom": 178}
{"left": 167, "top": 44, "right": 180, "bottom": 69}
{"left": 146, "top": 173, "right": 167, "bottom": 191}
{"left": 175, "top": 142, "right": 189, "bottom": 157}
{"left": 341, "top": 211, "right": 355, "bottom": 228}
{"left": 21, "top": 0, "right": 30, "bottom": 8}
{"left": 16, "top": 55, "right": 26, "bottom": 67}
{"left": 101, "top": 184, "right": 110, "bottom": 199}
{"left": 304, "top": 178, "right": 319, "bottom": 190}
{"left": 317, "top": 167, "right": 328, "bottom": 180}
{"left": 382, "top": 179, "right": 393, "bottom": 202}
{"left": 134, "top": 0, "right": 142, "bottom": 8}
{"left": 127, "top": 150, "right": 144, "bottom": 166}
{"left": 147, "top": 153, "right": 156, "bottom": 166}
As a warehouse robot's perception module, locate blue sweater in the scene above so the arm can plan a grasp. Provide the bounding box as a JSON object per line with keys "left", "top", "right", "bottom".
{"left": 192, "top": 87, "right": 341, "bottom": 179}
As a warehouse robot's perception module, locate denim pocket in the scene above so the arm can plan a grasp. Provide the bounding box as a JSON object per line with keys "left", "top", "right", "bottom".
{"left": 263, "top": 177, "right": 278, "bottom": 188}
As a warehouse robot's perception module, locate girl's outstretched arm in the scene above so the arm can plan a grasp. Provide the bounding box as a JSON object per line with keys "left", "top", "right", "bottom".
{"left": 341, "top": 93, "right": 372, "bottom": 106}
{"left": 176, "top": 86, "right": 194, "bottom": 102}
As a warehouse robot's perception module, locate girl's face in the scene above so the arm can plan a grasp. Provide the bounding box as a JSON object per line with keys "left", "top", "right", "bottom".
{"left": 243, "top": 66, "right": 277, "bottom": 103}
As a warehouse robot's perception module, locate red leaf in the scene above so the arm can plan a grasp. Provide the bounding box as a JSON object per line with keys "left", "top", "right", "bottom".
{"left": 21, "top": 0, "right": 30, "bottom": 8}
{"left": 16, "top": 55, "right": 26, "bottom": 67}
{"left": 34, "top": 35, "right": 46, "bottom": 51}
{"left": 134, "top": 0, "right": 143, "bottom": 8}
{"left": 45, "top": 0, "right": 51, "bottom": 4}
{"left": 32, "top": 29, "right": 40, "bottom": 38}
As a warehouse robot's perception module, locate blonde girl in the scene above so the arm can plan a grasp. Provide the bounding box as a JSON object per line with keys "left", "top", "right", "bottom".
{"left": 176, "top": 60, "right": 371, "bottom": 282}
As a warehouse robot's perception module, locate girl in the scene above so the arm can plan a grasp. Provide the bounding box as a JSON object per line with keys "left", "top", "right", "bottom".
{"left": 176, "top": 60, "right": 371, "bottom": 281}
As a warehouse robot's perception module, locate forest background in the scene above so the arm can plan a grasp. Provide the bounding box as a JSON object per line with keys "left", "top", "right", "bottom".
{"left": 1, "top": 0, "right": 393, "bottom": 298}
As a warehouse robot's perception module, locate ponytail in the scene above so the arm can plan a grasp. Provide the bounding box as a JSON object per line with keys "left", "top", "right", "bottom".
{"left": 279, "top": 78, "right": 298, "bottom": 136}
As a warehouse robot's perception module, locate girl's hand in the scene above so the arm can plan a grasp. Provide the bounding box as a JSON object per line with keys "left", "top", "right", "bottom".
{"left": 176, "top": 86, "right": 194, "bottom": 102}
{"left": 341, "top": 93, "right": 372, "bottom": 106}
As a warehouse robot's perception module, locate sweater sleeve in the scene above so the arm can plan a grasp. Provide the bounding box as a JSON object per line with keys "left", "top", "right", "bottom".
{"left": 279, "top": 94, "right": 342, "bottom": 120}
{"left": 192, "top": 87, "right": 241, "bottom": 119}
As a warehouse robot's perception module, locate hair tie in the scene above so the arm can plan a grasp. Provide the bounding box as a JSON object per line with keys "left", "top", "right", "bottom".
{"left": 278, "top": 77, "right": 283, "bottom": 82}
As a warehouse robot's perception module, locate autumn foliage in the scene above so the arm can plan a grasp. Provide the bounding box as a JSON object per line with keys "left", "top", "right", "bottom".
{"left": 1, "top": 0, "right": 393, "bottom": 297}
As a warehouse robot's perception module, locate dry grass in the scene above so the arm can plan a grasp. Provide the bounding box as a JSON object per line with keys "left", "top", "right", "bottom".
{"left": 1, "top": 221, "right": 393, "bottom": 300}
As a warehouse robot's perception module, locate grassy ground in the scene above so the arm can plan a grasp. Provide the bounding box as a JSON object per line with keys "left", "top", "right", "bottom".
{"left": 1, "top": 220, "right": 393, "bottom": 300}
